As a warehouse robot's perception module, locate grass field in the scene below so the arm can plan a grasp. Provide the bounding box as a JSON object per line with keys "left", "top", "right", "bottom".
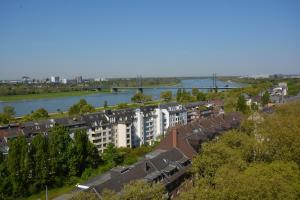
{"left": 0, "top": 90, "right": 110, "bottom": 102}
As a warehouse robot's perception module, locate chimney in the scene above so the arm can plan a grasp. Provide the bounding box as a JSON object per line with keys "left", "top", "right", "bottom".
{"left": 172, "top": 128, "right": 178, "bottom": 148}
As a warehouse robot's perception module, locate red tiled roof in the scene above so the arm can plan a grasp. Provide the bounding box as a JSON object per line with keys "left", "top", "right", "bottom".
{"left": 155, "top": 112, "right": 242, "bottom": 159}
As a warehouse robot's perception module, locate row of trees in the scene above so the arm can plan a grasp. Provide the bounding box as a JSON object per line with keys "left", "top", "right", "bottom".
{"left": 0, "top": 127, "right": 100, "bottom": 199}
{"left": 0, "top": 125, "right": 155, "bottom": 199}
{"left": 176, "top": 88, "right": 206, "bottom": 103}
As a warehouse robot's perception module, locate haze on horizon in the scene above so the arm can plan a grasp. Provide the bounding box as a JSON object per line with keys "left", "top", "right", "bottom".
{"left": 0, "top": 0, "right": 299, "bottom": 80}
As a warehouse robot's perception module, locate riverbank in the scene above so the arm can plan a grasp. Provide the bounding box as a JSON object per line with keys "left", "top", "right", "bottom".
{"left": 0, "top": 90, "right": 111, "bottom": 102}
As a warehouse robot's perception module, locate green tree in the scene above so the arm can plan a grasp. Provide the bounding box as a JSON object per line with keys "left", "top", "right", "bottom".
{"left": 131, "top": 92, "right": 152, "bottom": 103}
{"left": 261, "top": 92, "right": 270, "bottom": 106}
{"left": 68, "top": 99, "right": 95, "bottom": 115}
{"left": 176, "top": 88, "right": 182, "bottom": 102}
{"left": 160, "top": 91, "right": 172, "bottom": 102}
{"left": 68, "top": 130, "right": 100, "bottom": 176}
{"left": 48, "top": 126, "right": 72, "bottom": 185}
{"left": 102, "top": 143, "right": 124, "bottom": 166}
{"left": 31, "top": 134, "right": 50, "bottom": 192}
{"left": 101, "top": 180, "right": 166, "bottom": 200}
{"left": 0, "top": 113, "right": 10, "bottom": 125}
{"left": 3, "top": 106, "right": 15, "bottom": 117}
{"left": 7, "top": 136, "right": 30, "bottom": 197}
{"left": 196, "top": 91, "right": 206, "bottom": 101}
{"left": 104, "top": 100, "right": 108, "bottom": 108}
{"left": 191, "top": 88, "right": 199, "bottom": 96}
{"left": 236, "top": 95, "right": 247, "bottom": 114}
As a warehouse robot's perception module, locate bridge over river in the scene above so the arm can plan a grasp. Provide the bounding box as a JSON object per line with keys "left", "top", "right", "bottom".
{"left": 110, "top": 86, "right": 238, "bottom": 93}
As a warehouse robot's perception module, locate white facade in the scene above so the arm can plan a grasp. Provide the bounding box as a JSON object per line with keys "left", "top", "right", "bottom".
{"left": 50, "top": 76, "right": 60, "bottom": 83}
{"left": 116, "top": 123, "right": 132, "bottom": 148}
{"left": 86, "top": 104, "right": 189, "bottom": 153}
{"left": 86, "top": 125, "right": 113, "bottom": 153}
{"left": 161, "top": 104, "right": 187, "bottom": 134}
{"left": 61, "top": 78, "right": 68, "bottom": 84}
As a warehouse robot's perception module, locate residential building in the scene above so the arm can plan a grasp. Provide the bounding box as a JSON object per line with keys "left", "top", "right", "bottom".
{"left": 160, "top": 102, "right": 187, "bottom": 134}
{"left": 50, "top": 76, "right": 60, "bottom": 83}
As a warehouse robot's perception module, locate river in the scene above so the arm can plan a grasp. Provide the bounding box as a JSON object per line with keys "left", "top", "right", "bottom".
{"left": 0, "top": 78, "right": 242, "bottom": 116}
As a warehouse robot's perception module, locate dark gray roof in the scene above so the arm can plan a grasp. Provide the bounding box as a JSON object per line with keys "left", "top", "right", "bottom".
{"left": 79, "top": 148, "right": 190, "bottom": 194}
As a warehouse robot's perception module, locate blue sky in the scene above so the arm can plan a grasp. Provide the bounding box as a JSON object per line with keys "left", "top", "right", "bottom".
{"left": 0, "top": 0, "right": 299, "bottom": 79}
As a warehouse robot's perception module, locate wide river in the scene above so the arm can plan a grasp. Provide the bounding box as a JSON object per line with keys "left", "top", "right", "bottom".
{"left": 0, "top": 79, "right": 242, "bottom": 116}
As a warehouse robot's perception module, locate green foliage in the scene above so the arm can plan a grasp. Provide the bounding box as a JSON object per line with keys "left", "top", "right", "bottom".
{"left": 68, "top": 99, "right": 95, "bottom": 115}
{"left": 261, "top": 91, "right": 270, "bottom": 106}
{"left": 102, "top": 143, "right": 124, "bottom": 166}
{"left": 2, "top": 126, "right": 100, "bottom": 198}
{"left": 117, "top": 103, "right": 129, "bottom": 109}
{"left": 160, "top": 91, "right": 172, "bottom": 102}
{"left": 3, "top": 106, "right": 15, "bottom": 117}
{"left": 236, "top": 95, "right": 248, "bottom": 114}
{"left": 101, "top": 180, "right": 166, "bottom": 200}
{"left": 103, "top": 100, "right": 108, "bottom": 108}
{"left": 176, "top": 88, "right": 182, "bottom": 102}
{"left": 0, "top": 106, "right": 16, "bottom": 125}
{"left": 131, "top": 92, "right": 152, "bottom": 103}
{"left": 22, "top": 108, "right": 49, "bottom": 122}
{"left": 176, "top": 89, "right": 196, "bottom": 103}
{"left": 0, "top": 113, "right": 10, "bottom": 125}
{"left": 179, "top": 101, "right": 300, "bottom": 200}
{"left": 7, "top": 136, "right": 30, "bottom": 197}
{"left": 196, "top": 91, "right": 206, "bottom": 101}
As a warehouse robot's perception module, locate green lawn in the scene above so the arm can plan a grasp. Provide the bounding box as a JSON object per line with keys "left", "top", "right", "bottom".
{"left": 0, "top": 90, "right": 111, "bottom": 102}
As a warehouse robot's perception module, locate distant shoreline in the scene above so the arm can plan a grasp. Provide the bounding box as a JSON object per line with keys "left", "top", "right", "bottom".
{"left": 0, "top": 90, "right": 111, "bottom": 102}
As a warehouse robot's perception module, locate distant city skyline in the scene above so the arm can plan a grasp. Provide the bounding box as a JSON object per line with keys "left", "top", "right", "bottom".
{"left": 1, "top": 0, "right": 299, "bottom": 79}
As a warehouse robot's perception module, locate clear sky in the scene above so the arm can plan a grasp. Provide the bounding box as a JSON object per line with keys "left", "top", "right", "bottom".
{"left": 0, "top": 0, "right": 299, "bottom": 79}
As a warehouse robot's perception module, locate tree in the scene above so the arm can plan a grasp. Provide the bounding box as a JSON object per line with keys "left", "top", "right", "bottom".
{"left": 103, "top": 100, "right": 108, "bottom": 108}
{"left": 3, "top": 106, "right": 15, "bottom": 117}
{"left": 31, "top": 108, "right": 49, "bottom": 119}
{"left": 7, "top": 136, "right": 30, "bottom": 197}
{"left": 0, "top": 113, "right": 10, "bottom": 125}
{"left": 131, "top": 92, "right": 152, "bottom": 103}
{"left": 176, "top": 88, "right": 182, "bottom": 102}
{"left": 196, "top": 91, "right": 206, "bottom": 101}
{"left": 102, "top": 143, "right": 124, "bottom": 166}
{"left": 191, "top": 88, "right": 199, "bottom": 96}
{"left": 261, "top": 92, "right": 270, "bottom": 106}
{"left": 31, "top": 134, "right": 50, "bottom": 191}
{"left": 48, "top": 126, "right": 72, "bottom": 185}
{"left": 68, "top": 99, "right": 95, "bottom": 115}
{"left": 160, "top": 91, "right": 172, "bottom": 102}
{"left": 22, "top": 108, "right": 49, "bottom": 122}
{"left": 68, "top": 130, "right": 100, "bottom": 176}
{"left": 236, "top": 95, "right": 248, "bottom": 114}
{"left": 101, "top": 180, "right": 166, "bottom": 200}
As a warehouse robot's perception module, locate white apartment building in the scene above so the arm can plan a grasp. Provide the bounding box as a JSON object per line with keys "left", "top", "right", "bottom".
{"left": 133, "top": 106, "right": 162, "bottom": 147}
{"left": 160, "top": 103, "right": 188, "bottom": 134}
{"left": 84, "top": 104, "right": 188, "bottom": 153}
{"left": 84, "top": 113, "right": 113, "bottom": 153}
{"left": 50, "top": 76, "right": 60, "bottom": 83}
